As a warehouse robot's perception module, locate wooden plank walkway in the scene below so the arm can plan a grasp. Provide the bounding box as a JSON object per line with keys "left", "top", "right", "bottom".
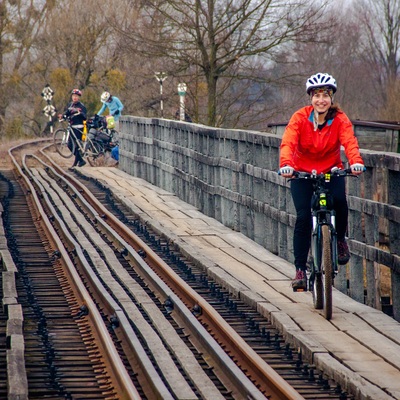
{"left": 80, "top": 166, "right": 400, "bottom": 400}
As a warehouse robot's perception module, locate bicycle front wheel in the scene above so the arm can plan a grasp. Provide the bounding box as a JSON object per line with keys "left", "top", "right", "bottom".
{"left": 322, "top": 225, "right": 333, "bottom": 320}
{"left": 53, "top": 128, "right": 74, "bottom": 158}
{"left": 311, "top": 269, "right": 323, "bottom": 310}
{"left": 85, "top": 139, "right": 105, "bottom": 165}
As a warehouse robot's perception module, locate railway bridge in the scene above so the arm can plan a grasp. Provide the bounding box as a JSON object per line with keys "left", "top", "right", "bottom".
{"left": 1, "top": 116, "right": 400, "bottom": 399}
{"left": 118, "top": 116, "right": 400, "bottom": 319}
{"left": 93, "top": 115, "right": 400, "bottom": 398}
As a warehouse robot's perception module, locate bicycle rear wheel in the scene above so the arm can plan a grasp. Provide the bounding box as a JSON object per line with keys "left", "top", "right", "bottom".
{"left": 85, "top": 139, "right": 105, "bottom": 165}
{"left": 53, "top": 128, "right": 74, "bottom": 158}
{"left": 322, "top": 225, "right": 333, "bottom": 320}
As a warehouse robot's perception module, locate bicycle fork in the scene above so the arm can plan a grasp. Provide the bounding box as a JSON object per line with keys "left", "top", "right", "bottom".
{"left": 63, "top": 130, "right": 70, "bottom": 145}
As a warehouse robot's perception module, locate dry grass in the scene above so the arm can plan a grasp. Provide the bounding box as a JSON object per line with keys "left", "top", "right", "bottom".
{"left": 0, "top": 138, "right": 30, "bottom": 168}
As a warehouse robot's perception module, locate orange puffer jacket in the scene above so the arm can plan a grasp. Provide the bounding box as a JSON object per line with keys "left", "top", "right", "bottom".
{"left": 279, "top": 105, "right": 363, "bottom": 174}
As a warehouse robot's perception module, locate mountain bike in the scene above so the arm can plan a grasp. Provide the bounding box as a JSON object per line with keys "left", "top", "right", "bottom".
{"left": 291, "top": 168, "right": 356, "bottom": 320}
{"left": 53, "top": 117, "right": 115, "bottom": 165}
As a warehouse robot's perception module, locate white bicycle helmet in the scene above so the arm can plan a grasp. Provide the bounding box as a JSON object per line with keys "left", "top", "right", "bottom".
{"left": 306, "top": 73, "right": 337, "bottom": 95}
{"left": 101, "top": 91, "right": 111, "bottom": 102}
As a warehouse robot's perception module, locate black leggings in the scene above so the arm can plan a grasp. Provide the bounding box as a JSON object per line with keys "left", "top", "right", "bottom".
{"left": 290, "top": 177, "right": 348, "bottom": 270}
{"left": 70, "top": 128, "right": 84, "bottom": 165}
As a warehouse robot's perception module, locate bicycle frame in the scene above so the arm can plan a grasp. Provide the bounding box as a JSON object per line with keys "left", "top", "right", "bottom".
{"left": 291, "top": 169, "right": 354, "bottom": 320}
{"left": 67, "top": 124, "right": 95, "bottom": 156}
{"left": 310, "top": 174, "right": 338, "bottom": 276}
{"left": 54, "top": 121, "right": 106, "bottom": 161}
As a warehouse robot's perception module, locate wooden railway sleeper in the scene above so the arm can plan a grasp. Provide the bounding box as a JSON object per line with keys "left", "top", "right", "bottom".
{"left": 11, "top": 159, "right": 142, "bottom": 400}
{"left": 21, "top": 151, "right": 346, "bottom": 400}
{"left": 27, "top": 155, "right": 263, "bottom": 397}
{"left": 37, "top": 159, "right": 302, "bottom": 400}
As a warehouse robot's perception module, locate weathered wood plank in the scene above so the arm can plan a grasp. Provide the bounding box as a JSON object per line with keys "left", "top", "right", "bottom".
{"left": 118, "top": 117, "right": 400, "bottom": 320}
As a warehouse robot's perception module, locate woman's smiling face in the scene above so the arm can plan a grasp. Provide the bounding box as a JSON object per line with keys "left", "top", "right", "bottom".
{"left": 311, "top": 89, "right": 332, "bottom": 115}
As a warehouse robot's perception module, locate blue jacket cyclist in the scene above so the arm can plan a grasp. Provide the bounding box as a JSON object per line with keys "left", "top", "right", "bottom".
{"left": 97, "top": 91, "right": 124, "bottom": 121}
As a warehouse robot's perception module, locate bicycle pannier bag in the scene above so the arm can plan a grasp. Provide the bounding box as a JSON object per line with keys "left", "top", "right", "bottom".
{"left": 95, "top": 130, "right": 112, "bottom": 143}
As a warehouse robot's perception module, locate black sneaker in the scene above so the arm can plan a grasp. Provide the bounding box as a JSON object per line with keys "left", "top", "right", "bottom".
{"left": 338, "top": 239, "right": 350, "bottom": 265}
{"left": 77, "top": 160, "right": 86, "bottom": 167}
{"left": 292, "top": 269, "right": 307, "bottom": 291}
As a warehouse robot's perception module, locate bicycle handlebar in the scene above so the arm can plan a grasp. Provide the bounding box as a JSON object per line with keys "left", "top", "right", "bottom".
{"left": 292, "top": 168, "right": 353, "bottom": 179}
{"left": 58, "top": 111, "right": 83, "bottom": 123}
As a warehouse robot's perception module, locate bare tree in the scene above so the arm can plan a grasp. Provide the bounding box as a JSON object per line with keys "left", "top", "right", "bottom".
{"left": 285, "top": 2, "right": 379, "bottom": 121}
{"left": 0, "top": 0, "right": 51, "bottom": 134}
{"left": 355, "top": 0, "right": 400, "bottom": 117}
{"left": 4, "top": 0, "right": 399, "bottom": 137}
{"left": 117, "top": 0, "right": 334, "bottom": 127}
{"left": 42, "top": 0, "right": 115, "bottom": 110}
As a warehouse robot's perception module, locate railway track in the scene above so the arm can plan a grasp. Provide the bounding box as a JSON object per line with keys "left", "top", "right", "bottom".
{"left": 0, "top": 139, "right": 354, "bottom": 399}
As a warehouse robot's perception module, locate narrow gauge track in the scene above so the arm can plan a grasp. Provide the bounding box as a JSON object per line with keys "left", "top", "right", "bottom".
{"left": 3, "top": 139, "right": 353, "bottom": 399}
{"left": 0, "top": 168, "right": 127, "bottom": 400}
{"left": 4, "top": 141, "right": 140, "bottom": 399}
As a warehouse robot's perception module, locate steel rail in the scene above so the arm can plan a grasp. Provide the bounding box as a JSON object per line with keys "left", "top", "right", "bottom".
{"left": 32, "top": 151, "right": 267, "bottom": 399}
{"left": 39, "top": 145, "right": 304, "bottom": 400}
{"left": 8, "top": 144, "right": 142, "bottom": 400}
{"left": 29, "top": 155, "right": 179, "bottom": 400}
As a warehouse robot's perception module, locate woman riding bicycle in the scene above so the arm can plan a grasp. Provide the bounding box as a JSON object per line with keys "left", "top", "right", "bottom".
{"left": 59, "top": 88, "right": 87, "bottom": 168}
{"left": 279, "top": 73, "right": 365, "bottom": 291}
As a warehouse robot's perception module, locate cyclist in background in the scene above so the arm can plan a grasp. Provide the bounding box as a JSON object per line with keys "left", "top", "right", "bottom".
{"left": 279, "top": 73, "right": 365, "bottom": 291}
{"left": 97, "top": 91, "right": 124, "bottom": 129}
{"left": 59, "top": 88, "right": 87, "bottom": 168}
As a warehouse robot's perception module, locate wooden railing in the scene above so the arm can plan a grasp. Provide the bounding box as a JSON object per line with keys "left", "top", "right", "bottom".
{"left": 118, "top": 117, "right": 400, "bottom": 321}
